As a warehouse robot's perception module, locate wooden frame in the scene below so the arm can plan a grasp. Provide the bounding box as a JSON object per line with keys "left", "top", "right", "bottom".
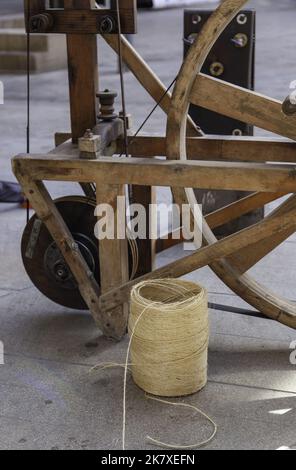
{"left": 25, "top": 0, "right": 137, "bottom": 34}
{"left": 14, "top": 0, "right": 296, "bottom": 340}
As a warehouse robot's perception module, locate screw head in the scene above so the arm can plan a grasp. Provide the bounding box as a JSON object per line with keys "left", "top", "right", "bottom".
{"left": 237, "top": 13, "right": 248, "bottom": 25}
{"left": 99, "top": 16, "right": 115, "bottom": 34}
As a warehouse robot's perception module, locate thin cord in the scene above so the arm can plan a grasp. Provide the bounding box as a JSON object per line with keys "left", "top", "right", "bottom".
{"left": 122, "top": 280, "right": 214, "bottom": 450}
{"left": 115, "top": 0, "right": 129, "bottom": 159}
{"left": 118, "top": 76, "right": 177, "bottom": 158}
{"left": 122, "top": 301, "right": 157, "bottom": 450}
{"left": 146, "top": 396, "right": 217, "bottom": 450}
{"left": 26, "top": 2, "right": 31, "bottom": 224}
{"left": 95, "top": 0, "right": 180, "bottom": 154}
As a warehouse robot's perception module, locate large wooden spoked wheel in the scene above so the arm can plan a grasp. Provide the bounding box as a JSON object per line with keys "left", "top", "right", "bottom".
{"left": 166, "top": 0, "right": 296, "bottom": 329}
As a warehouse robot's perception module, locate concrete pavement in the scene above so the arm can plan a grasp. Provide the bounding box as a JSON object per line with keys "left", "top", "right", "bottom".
{"left": 0, "top": 0, "right": 296, "bottom": 450}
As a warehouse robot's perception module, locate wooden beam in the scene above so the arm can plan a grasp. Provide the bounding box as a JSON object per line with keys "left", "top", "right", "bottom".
{"left": 123, "top": 135, "right": 296, "bottom": 163}
{"left": 190, "top": 73, "right": 296, "bottom": 141}
{"left": 54, "top": 132, "right": 72, "bottom": 147}
{"left": 96, "top": 184, "right": 129, "bottom": 339}
{"left": 65, "top": 0, "right": 98, "bottom": 143}
{"left": 130, "top": 185, "right": 156, "bottom": 276}
{"left": 206, "top": 191, "right": 286, "bottom": 230}
{"left": 13, "top": 155, "right": 296, "bottom": 194}
{"left": 156, "top": 191, "right": 285, "bottom": 253}
{"left": 228, "top": 194, "right": 296, "bottom": 274}
{"left": 27, "top": 9, "right": 137, "bottom": 34}
{"left": 99, "top": 205, "right": 296, "bottom": 313}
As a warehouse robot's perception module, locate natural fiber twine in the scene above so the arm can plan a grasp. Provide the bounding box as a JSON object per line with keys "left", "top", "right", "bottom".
{"left": 129, "top": 279, "right": 209, "bottom": 397}
{"left": 92, "top": 279, "right": 217, "bottom": 450}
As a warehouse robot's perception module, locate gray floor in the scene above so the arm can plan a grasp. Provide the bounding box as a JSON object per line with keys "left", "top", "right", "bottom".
{"left": 0, "top": 0, "right": 296, "bottom": 450}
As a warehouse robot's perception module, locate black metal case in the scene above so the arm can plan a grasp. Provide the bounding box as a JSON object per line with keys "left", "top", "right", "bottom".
{"left": 184, "top": 10, "right": 263, "bottom": 236}
{"left": 184, "top": 9, "right": 255, "bottom": 136}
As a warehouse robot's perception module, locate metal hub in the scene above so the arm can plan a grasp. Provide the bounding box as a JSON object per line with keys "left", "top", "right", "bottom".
{"left": 44, "top": 233, "right": 96, "bottom": 289}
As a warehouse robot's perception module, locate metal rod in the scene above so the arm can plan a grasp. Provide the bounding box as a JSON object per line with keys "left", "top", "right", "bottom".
{"left": 115, "top": 0, "right": 129, "bottom": 159}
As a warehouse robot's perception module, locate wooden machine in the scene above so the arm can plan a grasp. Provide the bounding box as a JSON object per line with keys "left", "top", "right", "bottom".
{"left": 13, "top": 0, "right": 296, "bottom": 340}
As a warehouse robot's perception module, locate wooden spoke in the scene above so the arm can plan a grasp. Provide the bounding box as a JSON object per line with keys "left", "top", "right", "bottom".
{"left": 190, "top": 73, "right": 296, "bottom": 141}
{"left": 206, "top": 191, "right": 286, "bottom": 230}
{"left": 156, "top": 191, "right": 286, "bottom": 253}
{"left": 99, "top": 201, "right": 296, "bottom": 322}
{"left": 228, "top": 194, "right": 296, "bottom": 273}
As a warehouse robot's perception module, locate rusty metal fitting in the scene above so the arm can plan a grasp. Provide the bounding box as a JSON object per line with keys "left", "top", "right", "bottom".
{"left": 98, "top": 15, "right": 116, "bottom": 35}
{"left": 282, "top": 95, "right": 296, "bottom": 116}
{"left": 96, "top": 89, "right": 118, "bottom": 121}
{"left": 231, "top": 33, "right": 248, "bottom": 48}
{"left": 209, "top": 61, "right": 224, "bottom": 77}
{"left": 83, "top": 129, "right": 94, "bottom": 139}
{"left": 119, "top": 111, "right": 133, "bottom": 130}
{"left": 29, "top": 13, "right": 54, "bottom": 33}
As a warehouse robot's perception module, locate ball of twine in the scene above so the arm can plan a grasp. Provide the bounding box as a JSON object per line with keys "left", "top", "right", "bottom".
{"left": 129, "top": 279, "right": 209, "bottom": 397}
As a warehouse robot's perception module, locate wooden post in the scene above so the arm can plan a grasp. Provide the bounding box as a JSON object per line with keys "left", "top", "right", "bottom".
{"left": 130, "top": 184, "right": 156, "bottom": 277}
{"left": 64, "top": 0, "right": 98, "bottom": 143}
{"left": 96, "top": 183, "right": 129, "bottom": 338}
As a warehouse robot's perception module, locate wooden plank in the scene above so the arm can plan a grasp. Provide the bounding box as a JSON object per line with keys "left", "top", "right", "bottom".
{"left": 13, "top": 155, "right": 296, "bottom": 194}
{"left": 65, "top": 0, "right": 98, "bottom": 143}
{"left": 123, "top": 135, "right": 296, "bottom": 163}
{"left": 99, "top": 204, "right": 296, "bottom": 312}
{"left": 52, "top": 137, "right": 96, "bottom": 198}
{"left": 27, "top": 9, "right": 137, "bottom": 34}
{"left": 206, "top": 191, "right": 286, "bottom": 230}
{"left": 93, "top": 119, "right": 123, "bottom": 151}
{"left": 190, "top": 73, "right": 296, "bottom": 141}
{"left": 96, "top": 184, "right": 129, "bottom": 339}
{"left": 54, "top": 132, "right": 72, "bottom": 147}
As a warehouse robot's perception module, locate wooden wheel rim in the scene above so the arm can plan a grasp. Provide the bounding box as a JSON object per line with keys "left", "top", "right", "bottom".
{"left": 166, "top": 0, "right": 296, "bottom": 329}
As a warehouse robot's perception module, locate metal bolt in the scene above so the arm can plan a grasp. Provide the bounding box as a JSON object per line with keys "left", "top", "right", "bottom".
{"left": 237, "top": 13, "right": 247, "bottom": 25}
{"left": 29, "top": 13, "right": 54, "bottom": 33}
{"left": 231, "top": 33, "right": 248, "bottom": 48}
{"left": 184, "top": 33, "right": 198, "bottom": 46}
{"left": 99, "top": 15, "right": 115, "bottom": 34}
{"left": 232, "top": 129, "right": 243, "bottom": 136}
{"left": 209, "top": 62, "right": 224, "bottom": 77}
{"left": 84, "top": 129, "right": 94, "bottom": 139}
{"left": 71, "top": 241, "right": 78, "bottom": 251}
{"left": 282, "top": 95, "right": 296, "bottom": 116}
{"left": 192, "top": 14, "right": 202, "bottom": 25}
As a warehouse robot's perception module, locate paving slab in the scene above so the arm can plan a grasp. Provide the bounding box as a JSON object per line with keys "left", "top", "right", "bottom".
{"left": 0, "top": 0, "right": 296, "bottom": 451}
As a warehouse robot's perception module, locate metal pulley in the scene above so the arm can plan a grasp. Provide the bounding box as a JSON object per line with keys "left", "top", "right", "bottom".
{"left": 21, "top": 196, "right": 100, "bottom": 310}
{"left": 21, "top": 196, "right": 138, "bottom": 310}
{"left": 96, "top": 90, "right": 118, "bottom": 121}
